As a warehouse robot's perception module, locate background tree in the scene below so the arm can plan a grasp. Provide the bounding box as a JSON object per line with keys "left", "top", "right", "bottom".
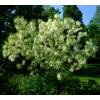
{"left": 0, "top": 6, "right": 44, "bottom": 41}
{"left": 0, "top": 6, "right": 15, "bottom": 43}
{"left": 43, "top": 5, "right": 60, "bottom": 19}
{"left": 90, "top": 6, "right": 100, "bottom": 29}
{"left": 88, "top": 5, "right": 100, "bottom": 39}
{"left": 87, "top": 5, "right": 100, "bottom": 66}
{"left": 63, "top": 5, "right": 83, "bottom": 22}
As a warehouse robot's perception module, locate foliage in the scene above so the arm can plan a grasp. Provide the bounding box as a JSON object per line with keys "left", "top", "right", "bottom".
{"left": 63, "top": 5, "right": 83, "bottom": 22}
{"left": 2, "top": 14, "right": 97, "bottom": 78}
{"left": 58, "top": 76, "right": 100, "bottom": 95}
{"left": 43, "top": 6, "right": 60, "bottom": 19}
{"left": 87, "top": 5, "right": 100, "bottom": 67}
{"left": 87, "top": 24, "right": 99, "bottom": 38}
{"left": 6, "top": 74, "right": 57, "bottom": 95}
{"left": 0, "top": 67, "right": 9, "bottom": 94}
{"left": 90, "top": 6, "right": 100, "bottom": 29}
{"left": 3, "top": 73, "right": 100, "bottom": 95}
{"left": 80, "top": 79, "right": 100, "bottom": 95}
{"left": 88, "top": 5, "right": 100, "bottom": 42}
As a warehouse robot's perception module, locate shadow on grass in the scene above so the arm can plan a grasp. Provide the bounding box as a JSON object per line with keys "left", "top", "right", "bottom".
{"left": 73, "top": 65, "right": 100, "bottom": 77}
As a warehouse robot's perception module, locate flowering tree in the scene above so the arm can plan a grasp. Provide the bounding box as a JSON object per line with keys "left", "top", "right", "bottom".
{"left": 2, "top": 14, "right": 97, "bottom": 78}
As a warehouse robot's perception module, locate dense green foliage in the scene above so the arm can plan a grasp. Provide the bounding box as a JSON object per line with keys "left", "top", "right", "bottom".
{"left": 43, "top": 5, "right": 60, "bottom": 19}
{"left": 88, "top": 5, "right": 100, "bottom": 41}
{"left": 63, "top": 5, "right": 82, "bottom": 22}
{"left": 6, "top": 74, "right": 57, "bottom": 95}
{"left": 87, "top": 5, "right": 100, "bottom": 68}
{"left": 1, "top": 73, "right": 100, "bottom": 95}
{"left": 90, "top": 6, "right": 100, "bottom": 29}
{"left": 88, "top": 6, "right": 100, "bottom": 37}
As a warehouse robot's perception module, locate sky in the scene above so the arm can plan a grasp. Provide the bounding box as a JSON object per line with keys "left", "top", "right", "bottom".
{"left": 52, "top": 5, "right": 96, "bottom": 25}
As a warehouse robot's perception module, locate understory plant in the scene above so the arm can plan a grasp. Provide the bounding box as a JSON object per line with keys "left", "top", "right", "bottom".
{"left": 2, "top": 14, "right": 97, "bottom": 79}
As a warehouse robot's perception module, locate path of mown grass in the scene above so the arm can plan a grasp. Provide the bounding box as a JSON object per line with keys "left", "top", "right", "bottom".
{"left": 73, "top": 64, "right": 100, "bottom": 84}
{"left": 74, "top": 75, "right": 100, "bottom": 84}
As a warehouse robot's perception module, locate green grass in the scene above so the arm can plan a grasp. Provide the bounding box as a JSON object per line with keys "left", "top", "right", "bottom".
{"left": 74, "top": 75, "right": 100, "bottom": 84}
{"left": 73, "top": 64, "right": 100, "bottom": 84}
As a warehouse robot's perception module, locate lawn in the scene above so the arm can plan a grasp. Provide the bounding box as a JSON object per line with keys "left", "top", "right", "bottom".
{"left": 75, "top": 75, "right": 100, "bottom": 84}
{"left": 74, "top": 64, "right": 100, "bottom": 84}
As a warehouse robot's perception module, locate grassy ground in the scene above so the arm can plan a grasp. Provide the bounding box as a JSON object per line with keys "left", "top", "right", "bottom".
{"left": 75, "top": 75, "right": 100, "bottom": 84}
{"left": 73, "top": 64, "right": 100, "bottom": 84}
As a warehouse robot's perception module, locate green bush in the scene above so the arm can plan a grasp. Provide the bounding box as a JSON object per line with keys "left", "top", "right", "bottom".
{"left": 0, "top": 69, "right": 10, "bottom": 94}
{"left": 6, "top": 74, "right": 57, "bottom": 95}
{"left": 58, "top": 77, "right": 81, "bottom": 95}
{"left": 80, "top": 79, "right": 100, "bottom": 95}
{"left": 57, "top": 78, "right": 100, "bottom": 95}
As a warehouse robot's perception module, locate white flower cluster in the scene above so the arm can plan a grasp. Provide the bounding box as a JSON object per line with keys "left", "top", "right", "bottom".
{"left": 3, "top": 17, "right": 36, "bottom": 68}
{"left": 2, "top": 14, "right": 97, "bottom": 72}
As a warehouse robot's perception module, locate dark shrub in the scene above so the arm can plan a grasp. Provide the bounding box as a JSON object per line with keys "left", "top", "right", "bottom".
{"left": 6, "top": 74, "right": 57, "bottom": 95}
{"left": 80, "top": 79, "right": 100, "bottom": 95}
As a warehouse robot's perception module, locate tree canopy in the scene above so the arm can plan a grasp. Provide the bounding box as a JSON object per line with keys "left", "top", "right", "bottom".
{"left": 3, "top": 14, "right": 97, "bottom": 78}
{"left": 63, "top": 5, "right": 83, "bottom": 22}
{"left": 90, "top": 5, "right": 100, "bottom": 29}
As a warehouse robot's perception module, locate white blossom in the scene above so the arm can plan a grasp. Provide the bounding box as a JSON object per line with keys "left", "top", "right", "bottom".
{"left": 57, "top": 73, "right": 62, "bottom": 80}
{"left": 2, "top": 14, "right": 97, "bottom": 73}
